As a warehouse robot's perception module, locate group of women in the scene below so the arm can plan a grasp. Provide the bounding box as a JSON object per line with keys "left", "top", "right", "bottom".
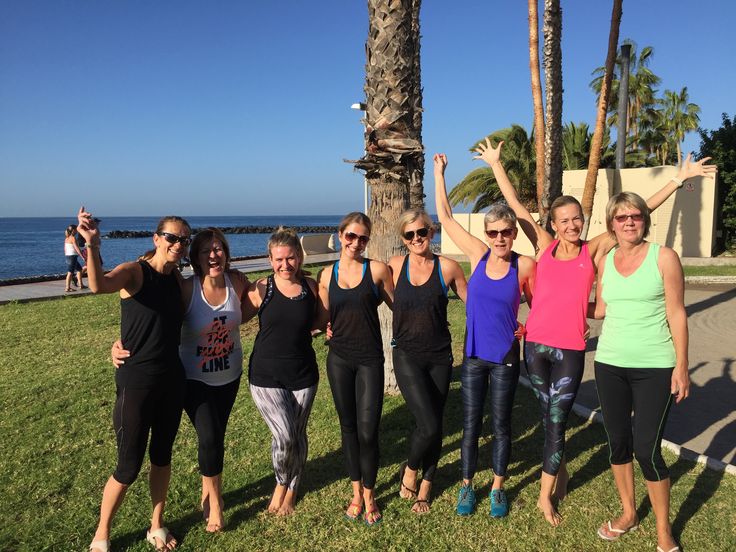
{"left": 81, "top": 143, "right": 713, "bottom": 552}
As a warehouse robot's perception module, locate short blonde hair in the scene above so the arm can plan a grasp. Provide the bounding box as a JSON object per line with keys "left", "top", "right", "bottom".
{"left": 605, "top": 192, "right": 651, "bottom": 239}
{"left": 397, "top": 208, "right": 434, "bottom": 235}
{"left": 483, "top": 202, "right": 517, "bottom": 227}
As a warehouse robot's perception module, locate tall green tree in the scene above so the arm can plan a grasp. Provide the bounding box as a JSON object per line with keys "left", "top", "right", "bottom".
{"left": 661, "top": 86, "right": 701, "bottom": 164}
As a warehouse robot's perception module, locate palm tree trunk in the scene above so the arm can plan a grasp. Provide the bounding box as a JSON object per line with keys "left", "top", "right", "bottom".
{"left": 581, "top": 0, "right": 623, "bottom": 239}
{"left": 408, "top": 0, "right": 425, "bottom": 210}
{"left": 528, "top": 0, "right": 546, "bottom": 222}
{"left": 542, "top": 0, "right": 563, "bottom": 230}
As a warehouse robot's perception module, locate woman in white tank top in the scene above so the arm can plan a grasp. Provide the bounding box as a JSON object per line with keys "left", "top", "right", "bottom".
{"left": 63, "top": 224, "right": 85, "bottom": 291}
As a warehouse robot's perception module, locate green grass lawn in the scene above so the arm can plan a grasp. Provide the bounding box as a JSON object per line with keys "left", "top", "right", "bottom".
{"left": 683, "top": 265, "right": 736, "bottom": 277}
{"left": 1, "top": 286, "right": 734, "bottom": 551}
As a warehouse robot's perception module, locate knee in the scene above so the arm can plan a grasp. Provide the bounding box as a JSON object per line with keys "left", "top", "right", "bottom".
{"left": 113, "top": 464, "right": 141, "bottom": 486}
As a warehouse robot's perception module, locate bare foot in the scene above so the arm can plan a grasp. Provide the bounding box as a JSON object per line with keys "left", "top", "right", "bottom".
{"left": 205, "top": 498, "right": 225, "bottom": 532}
{"left": 276, "top": 489, "right": 297, "bottom": 516}
{"left": 411, "top": 480, "right": 432, "bottom": 514}
{"left": 537, "top": 497, "right": 562, "bottom": 527}
{"left": 268, "top": 484, "right": 287, "bottom": 514}
{"left": 552, "top": 465, "right": 569, "bottom": 502}
{"left": 399, "top": 462, "right": 418, "bottom": 499}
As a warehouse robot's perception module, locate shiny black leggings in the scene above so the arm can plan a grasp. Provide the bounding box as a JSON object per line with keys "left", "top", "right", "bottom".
{"left": 326, "top": 350, "right": 384, "bottom": 489}
{"left": 393, "top": 347, "right": 452, "bottom": 482}
{"left": 524, "top": 341, "right": 585, "bottom": 476}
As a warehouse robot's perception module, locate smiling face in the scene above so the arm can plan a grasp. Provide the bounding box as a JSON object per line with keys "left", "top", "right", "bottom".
{"left": 198, "top": 238, "right": 227, "bottom": 278}
{"left": 339, "top": 222, "right": 370, "bottom": 259}
{"left": 551, "top": 204, "right": 584, "bottom": 243}
{"left": 153, "top": 221, "right": 191, "bottom": 264}
{"left": 269, "top": 245, "right": 301, "bottom": 280}
{"left": 401, "top": 218, "right": 433, "bottom": 255}
{"left": 612, "top": 206, "right": 646, "bottom": 244}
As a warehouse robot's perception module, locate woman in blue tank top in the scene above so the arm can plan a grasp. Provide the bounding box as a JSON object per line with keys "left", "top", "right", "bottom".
{"left": 435, "top": 154, "right": 536, "bottom": 518}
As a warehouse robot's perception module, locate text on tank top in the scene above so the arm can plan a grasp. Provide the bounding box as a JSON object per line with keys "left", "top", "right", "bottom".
{"left": 180, "top": 273, "right": 243, "bottom": 385}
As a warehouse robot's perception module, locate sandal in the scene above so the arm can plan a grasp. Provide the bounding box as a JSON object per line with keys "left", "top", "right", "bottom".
{"left": 364, "top": 504, "right": 382, "bottom": 526}
{"left": 398, "top": 462, "right": 418, "bottom": 499}
{"left": 412, "top": 498, "right": 430, "bottom": 514}
{"left": 89, "top": 539, "right": 110, "bottom": 552}
{"left": 345, "top": 500, "right": 363, "bottom": 521}
{"left": 657, "top": 547, "right": 680, "bottom": 552}
{"left": 146, "top": 527, "right": 176, "bottom": 551}
{"left": 597, "top": 520, "right": 639, "bottom": 541}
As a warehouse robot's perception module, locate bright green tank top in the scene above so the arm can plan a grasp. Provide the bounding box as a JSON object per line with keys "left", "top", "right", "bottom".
{"left": 595, "top": 242, "right": 676, "bottom": 368}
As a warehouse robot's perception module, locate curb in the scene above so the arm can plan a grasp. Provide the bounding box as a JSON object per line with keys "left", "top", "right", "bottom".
{"left": 518, "top": 376, "right": 736, "bottom": 476}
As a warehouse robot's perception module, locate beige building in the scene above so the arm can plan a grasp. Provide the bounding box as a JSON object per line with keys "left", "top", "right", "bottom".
{"left": 441, "top": 166, "right": 718, "bottom": 258}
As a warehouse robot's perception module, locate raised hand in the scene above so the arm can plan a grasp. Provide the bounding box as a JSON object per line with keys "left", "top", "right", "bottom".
{"left": 472, "top": 138, "right": 503, "bottom": 167}
{"left": 433, "top": 153, "right": 448, "bottom": 176}
{"left": 678, "top": 153, "right": 717, "bottom": 182}
{"left": 77, "top": 206, "right": 100, "bottom": 244}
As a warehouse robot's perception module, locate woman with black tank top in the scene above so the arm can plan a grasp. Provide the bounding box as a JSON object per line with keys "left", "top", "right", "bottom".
{"left": 388, "top": 209, "right": 467, "bottom": 514}
{"left": 245, "top": 227, "right": 327, "bottom": 517}
{"left": 77, "top": 207, "right": 190, "bottom": 552}
{"left": 317, "top": 212, "right": 394, "bottom": 525}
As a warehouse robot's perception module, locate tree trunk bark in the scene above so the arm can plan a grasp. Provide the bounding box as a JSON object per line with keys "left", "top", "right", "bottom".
{"left": 542, "top": 0, "right": 563, "bottom": 231}
{"left": 528, "top": 0, "right": 546, "bottom": 223}
{"left": 581, "top": 0, "right": 623, "bottom": 240}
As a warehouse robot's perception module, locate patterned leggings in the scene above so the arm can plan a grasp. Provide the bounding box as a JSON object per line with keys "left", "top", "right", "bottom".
{"left": 250, "top": 383, "right": 317, "bottom": 492}
{"left": 524, "top": 341, "right": 584, "bottom": 476}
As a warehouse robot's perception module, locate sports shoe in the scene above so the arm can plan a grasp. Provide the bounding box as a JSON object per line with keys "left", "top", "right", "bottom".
{"left": 456, "top": 484, "right": 476, "bottom": 516}
{"left": 489, "top": 489, "right": 509, "bottom": 518}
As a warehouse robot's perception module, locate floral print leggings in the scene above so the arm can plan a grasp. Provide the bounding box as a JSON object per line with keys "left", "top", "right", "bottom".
{"left": 524, "top": 341, "right": 585, "bottom": 476}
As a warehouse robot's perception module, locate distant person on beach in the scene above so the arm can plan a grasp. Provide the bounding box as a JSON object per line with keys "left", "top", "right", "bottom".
{"left": 388, "top": 208, "right": 467, "bottom": 514}
{"left": 78, "top": 206, "right": 190, "bottom": 552}
{"left": 434, "top": 154, "right": 535, "bottom": 518}
{"left": 317, "top": 212, "right": 393, "bottom": 525}
{"left": 112, "top": 228, "right": 249, "bottom": 533}
{"left": 245, "top": 227, "right": 327, "bottom": 516}
{"left": 63, "top": 224, "right": 85, "bottom": 292}
{"left": 475, "top": 138, "right": 716, "bottom": 526}
{"left": 593, "top": 193, "right": 688, "bottom": 552}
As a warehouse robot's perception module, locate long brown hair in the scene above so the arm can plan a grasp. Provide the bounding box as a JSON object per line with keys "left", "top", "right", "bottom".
{"left": 338, "top": 212, "right": 372, "bottom": 235}
{"left": 138, "top": 216, "right": 192, "bottom": 262}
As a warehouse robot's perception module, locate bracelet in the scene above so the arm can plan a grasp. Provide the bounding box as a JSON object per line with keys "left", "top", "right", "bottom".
{"left": 671, "top": 177, "right": 684, "bottom": 188}
{"left": 85, "top": 242, "right": 100, "bottom": 249}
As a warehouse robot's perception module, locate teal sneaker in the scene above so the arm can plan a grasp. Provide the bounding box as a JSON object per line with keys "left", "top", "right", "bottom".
{"left": 456, "top": 484, "right": 476, "bottom": 516}
{"left": 489, "top": 489, "right": 509, "bottom": 518}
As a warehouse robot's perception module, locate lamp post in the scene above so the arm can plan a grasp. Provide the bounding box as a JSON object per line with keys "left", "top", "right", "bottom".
{"left": 351, "top": 102, "right": 368, "bottom": 213}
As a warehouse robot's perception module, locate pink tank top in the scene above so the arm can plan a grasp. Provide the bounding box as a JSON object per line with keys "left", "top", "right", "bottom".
{"left": 525, "top": 240, "right": 594, "bottom": 351}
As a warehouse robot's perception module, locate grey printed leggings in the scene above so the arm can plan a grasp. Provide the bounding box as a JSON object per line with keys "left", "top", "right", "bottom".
{"left": 250, "top": 383, "right": 318, "bottom": 492}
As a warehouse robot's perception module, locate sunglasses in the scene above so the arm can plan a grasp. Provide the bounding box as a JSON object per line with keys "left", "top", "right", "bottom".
{"left": 157, "top": 231, "right": 192, "bottom": 246}
{"left": 402, "top": 227, "right": 430, "bottom": 240}
{"left": 613, "top": 213, "right": 644, "bottom": 223}
{"left": 344, "top": 231, "right": 369, "bottom": 245}
{"left": 484, "top": 228, "right": 514, "bottom": 239}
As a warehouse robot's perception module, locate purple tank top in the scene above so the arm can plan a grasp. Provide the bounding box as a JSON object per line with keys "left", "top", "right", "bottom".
{"left": 465, "top": 251, "right": 521, "bottom": 364}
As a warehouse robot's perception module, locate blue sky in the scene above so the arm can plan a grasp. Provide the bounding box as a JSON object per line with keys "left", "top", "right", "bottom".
{"left": 1, "top": 0, "right": 733, "bottom": 217}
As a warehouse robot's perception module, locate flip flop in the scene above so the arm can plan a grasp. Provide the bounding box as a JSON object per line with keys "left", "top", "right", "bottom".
{"left": 412, "top": 498, "right": 430, "bottom": 514}
{"left": 146, "top": 527, "right": 176, "bottom": 551}
{"left": 364, "top": 504, "right": 382, "bottom": 526}
{"left": 345, "top": 500, "right": 363, "bottom": 521}
{"left": 597, "top": 520, "right": 639, "bottom": 541}
{"left": 398, "top": 462, "right": 417, "bottom": 499}
{"left": 89, "top": 539, "right": 110, "bottom": 552}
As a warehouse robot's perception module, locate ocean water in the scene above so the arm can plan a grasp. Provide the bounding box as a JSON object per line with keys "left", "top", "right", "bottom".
{"left": 0, "top": 216, "right": 343, "bottom": 280}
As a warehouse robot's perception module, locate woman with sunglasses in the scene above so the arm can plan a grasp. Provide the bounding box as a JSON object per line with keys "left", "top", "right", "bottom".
{"left": 78, "top": 207, "right": 191, "bottom": 552}
{"left": 112, "top": 228, "right": 248, "bottom": 534}
{"left": 592, "top": 193, "right": 687, "bottom": 552}
{"left": 434, "top": 155, "right": 536, "bottom": 519}
{"left": 475, "top": 139, "right": 715, "bottom": 526}
{"left": 388, "top": 208, "right": 467, "bottom": 514}
{"left": 317, "top": 212, "right": 394, "bottom": 525}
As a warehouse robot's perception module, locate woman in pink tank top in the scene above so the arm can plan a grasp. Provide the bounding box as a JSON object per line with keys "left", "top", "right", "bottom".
{"left": 474, "top": 139, "right": 715, "bottom": 526}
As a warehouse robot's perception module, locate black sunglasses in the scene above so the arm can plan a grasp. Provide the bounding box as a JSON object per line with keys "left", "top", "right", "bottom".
{"left": 157, "top": 231, "right": 192, "bottom": 246}
{"left": 402, "top": 227, "right": 430, "bottom": 240}
{"left": 344, "top": 231, "right": 369, "bottom": 245}
{"left": 484, "top": 228, "right": 514, "bottom": 239}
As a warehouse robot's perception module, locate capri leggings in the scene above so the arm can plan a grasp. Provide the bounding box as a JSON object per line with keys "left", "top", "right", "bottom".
{"left": 594, "top": 362, "right": 674, "bottom": 481}
{"left": 250, "top": 383, "right": 317, "bottom": 492}
{"left": 461, "top": 356, "right": 520, "bottom": 480}
{"left": 183, "top": 377, "right": 241, "bottom": 477}
{"left": 524, "top": 341, "right": 584, "bottom": 476}
{"left": 326, "top": 350, "right": 384, "bottom": 489}
{"left": 112, "top": 378, "right": 185, "bottom": 485}
{"left": 393, "top": 347, "right": 452, "bottom": 482}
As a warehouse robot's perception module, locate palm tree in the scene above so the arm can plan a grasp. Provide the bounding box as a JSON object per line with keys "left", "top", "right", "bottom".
{"left": 528, "top": 0, "right": 546, "bottom": 219}
{"left": 542, "top": 0, "right": 563, "bottom": 229}
{"left": 660, "top": 87, "right": 701, "bottom": 164}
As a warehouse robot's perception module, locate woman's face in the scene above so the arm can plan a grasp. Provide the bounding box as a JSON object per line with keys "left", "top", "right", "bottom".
{"left": 484, "top": 219, "right": 516, "bottom": 257}
{"left": 551, "top": 204, "right": 584, "bottom": 243}
{"left": 198, "top": 237, "right": 227, "bottom": 278}
{"left": 269, "top": 245, "right": 300, "bottom": 280}
{"left": 612, "top": 205, "right": 645, "bottom": 244}
{"left": 339, "top": 223, "right": 370, "bottom": 258}
{"left": 401, "top": 219, "right": 433, "bottom": 256}
{"left": 154, "top": 221, "right": 191, "bottom": 264}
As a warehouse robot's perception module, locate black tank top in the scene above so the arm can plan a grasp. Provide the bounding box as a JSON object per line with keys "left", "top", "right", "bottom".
{"left": 393, "top": 255, "right": 451, "bottom": 353}
{"left": 328, "top": 259, "right": 383, "bottom": 362}
{"left": 118, "top": 261, "right": 184, "bottom": 388}
{"left": 248, "top": 275, "right": 318, "bottom": 390}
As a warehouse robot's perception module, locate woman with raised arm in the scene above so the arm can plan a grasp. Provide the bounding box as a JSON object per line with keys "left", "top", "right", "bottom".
{"left": 434, "top": 154, "right": 535, "bottom": 518}
{"left": 246, "top": 227, "right": 326, "bottom": 517}
{"left": 475, "top": 139, "right": 715, "bottom": 526}
{"left": 63, "top": 224, "right": 85, "bottom": 291}
{"left": 389, "top": 208, "right": 467, "bottom": 514}
{"left": 593, "top": 193, "right": 688, "bottom": 552}
{"left": 317, "top": 212, "right": 394, "bottom": 525}
{"left": 78, "top": 207, "right": 191, "bottom": 552}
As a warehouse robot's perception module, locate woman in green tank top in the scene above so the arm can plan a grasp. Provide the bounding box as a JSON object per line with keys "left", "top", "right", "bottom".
{"left": 591, "top": 192, "right": 688, "bottom": 552}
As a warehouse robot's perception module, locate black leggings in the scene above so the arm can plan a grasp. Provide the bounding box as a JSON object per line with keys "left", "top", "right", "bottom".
{"left": 393, "top": 347, "right": 452, "bottom": 482}
{"left": 595, "top": 362, "right": 674, "bottom": 481}
{"left": 112, "top": 378, "right": 185, "bottom": 485}
{"left": 524, "top": 341, "right": 584, "bottom": 476}
{"left": 326, "top": 350, "right": 384, "bottom": 489}
{"left": 184, "top": 377, "right": 241, "bottom": 477}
